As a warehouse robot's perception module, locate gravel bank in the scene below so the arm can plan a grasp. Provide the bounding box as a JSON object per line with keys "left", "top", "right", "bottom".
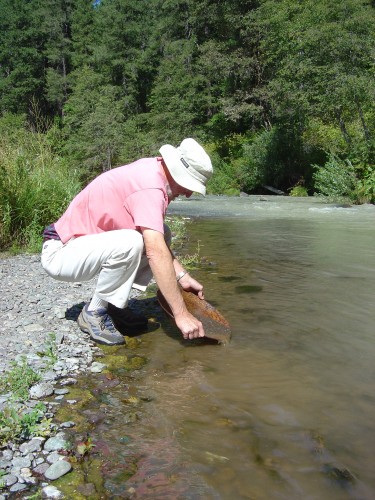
{"left": 0, "top": 253, "right": 140, "bottom": 498}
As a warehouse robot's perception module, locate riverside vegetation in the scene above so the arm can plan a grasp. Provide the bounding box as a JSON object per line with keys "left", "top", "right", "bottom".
{"left": 1, "top": 0, "right": 374, "bottom": 253}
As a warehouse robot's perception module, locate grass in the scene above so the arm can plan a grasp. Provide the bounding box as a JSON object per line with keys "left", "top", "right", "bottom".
{"left": 0, "top": 357, "right": 42, "bottom": 402}
{"left": 0, "top": 356, "right": 53, "bottom": 446}
{"left": 0, "top": 114, "right": 81, "bottom": 252}
{"left": 37, "top": 333, "right": 58, "bottom": 365}
{"left": 0, "top": 403, "right": 51, "bottom": 447}
{"left": 166, "top": 215, "right": 202, "bottom": 269}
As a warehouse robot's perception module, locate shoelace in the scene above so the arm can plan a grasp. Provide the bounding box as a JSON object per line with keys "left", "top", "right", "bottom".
{"left": 99, "top": 313, "right": 116, "bottom": 332}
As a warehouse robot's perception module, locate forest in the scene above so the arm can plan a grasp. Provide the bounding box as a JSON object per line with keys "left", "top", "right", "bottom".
{"left": 0, "top": 0, "right": 374, "bottom": 249}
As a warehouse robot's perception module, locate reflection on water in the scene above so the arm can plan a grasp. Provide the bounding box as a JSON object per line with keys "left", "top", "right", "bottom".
{"left": 74, "top": 197, "right": 375, "bottom": 499}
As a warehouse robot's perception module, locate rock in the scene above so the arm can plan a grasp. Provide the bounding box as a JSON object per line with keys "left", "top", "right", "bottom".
{"left": 9, "top": 482, "right": 27, "bottom": 493}
{"left": 23, "top": 323, "right": 44, "bottom": 332}
{"left": 11, "top": 456, "right": 32, "bottom": 469}
{"left": 44, "top": 459, "right": 72, "bottom": 480}
{"left": 42, "top": 485, "right": 64, "bottom": 498}
{"left": 20, "top": 438, "right": 44, "bottom": 454}
{"left": 59, "top": 421, "right": 75, "bottom": 428}
{"left": 42, "top": 370, "right": 57, "bottom": 381}
{"left": 3, "top": 473, "right": 18, "bottom": 487}
{"left": 1, "top": 449, "right": 13, "bottom": 461}
{"left": 54, "top": 388, "right": 70, "bottom": 395}
{"left": 59, "top": 377, "right": 77, "bottom": 386}
{"left": 90, "top": 361, "right": 106, "bottom": 373}
{"left": 29, "top": 382, "right": 54, "bottom": 399}
{"left": 33, "top": 462, "right": 50, "bottom": 476}
{"left": 0, "top": 458, "right": 12, "bottom": 469}
{"left": 47, "top": 452, "right": 64, "bottom": 464}
{"left": 44, "top": 433, "right": 69, "bottom": 452}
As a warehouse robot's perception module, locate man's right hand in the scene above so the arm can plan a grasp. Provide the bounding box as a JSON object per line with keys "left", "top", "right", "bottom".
{"left": 175, "top": 311, "right": 204, "bottom": 340}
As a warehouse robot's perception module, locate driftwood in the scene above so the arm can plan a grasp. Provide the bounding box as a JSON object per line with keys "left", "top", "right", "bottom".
{"left": 263, "top": 185, "right": 285, "bottom": 195}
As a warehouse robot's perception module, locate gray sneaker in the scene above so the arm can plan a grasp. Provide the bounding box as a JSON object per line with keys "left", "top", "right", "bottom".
{"left": 77, "top": 305, "right": 125, "bottom": 345}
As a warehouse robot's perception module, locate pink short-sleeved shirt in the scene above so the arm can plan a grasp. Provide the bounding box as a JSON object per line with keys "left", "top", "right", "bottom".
{"left": 54, "top": 158, "right": 169, "bottom": 243}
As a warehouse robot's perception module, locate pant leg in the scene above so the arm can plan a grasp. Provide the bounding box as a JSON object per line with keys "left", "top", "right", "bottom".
{"left": 41, "top": 230, "right": 144, "bottom": 308}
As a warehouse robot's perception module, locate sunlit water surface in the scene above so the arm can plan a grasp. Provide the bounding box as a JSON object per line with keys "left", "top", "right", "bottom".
{"left": 83, "top": 197, "right": 375, "bottom": 499}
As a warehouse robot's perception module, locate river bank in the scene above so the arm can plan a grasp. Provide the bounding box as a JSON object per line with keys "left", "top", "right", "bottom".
{"left": 0, "top": 253, "right": 147, "bottom": 498}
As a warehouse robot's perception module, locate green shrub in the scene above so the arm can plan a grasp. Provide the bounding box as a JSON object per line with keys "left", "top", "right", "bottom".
{"left": 352, "top": 166, "right": 375, "bottom": 204}
{"left": 0, "top": 403, "right": 51, "bottom": 446}
{"left": 313, "top": 154, "right": 356, "bottom": 200}
{"left": 206, "top": 148, "right": 240, "bottom": 195}
{"left": 289, "top": 185, "right": 308, "bottom": 197}
{"left": 0, "top": 357, "right": 41, "bottom": 401}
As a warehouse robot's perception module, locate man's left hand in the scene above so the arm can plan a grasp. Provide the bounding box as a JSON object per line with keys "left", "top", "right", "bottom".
{"left": 179, "top": 273, "right": 204, "bottom": 299}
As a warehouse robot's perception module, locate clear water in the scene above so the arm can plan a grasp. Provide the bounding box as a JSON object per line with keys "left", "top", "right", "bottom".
{"left": 74, "top": 197, "right": 375, "bottom": 499}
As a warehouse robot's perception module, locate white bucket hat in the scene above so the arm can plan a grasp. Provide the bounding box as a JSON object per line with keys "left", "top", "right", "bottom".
{"left": 159, "top": 138, "right": 213, "bottom": 196}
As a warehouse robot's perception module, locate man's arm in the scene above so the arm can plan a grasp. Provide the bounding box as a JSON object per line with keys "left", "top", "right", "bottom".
{"left": 170, "top": 249, "right": 205, "bottom": 299}
{"left": 141, "top": 228, "right": 205, "bottom": 339}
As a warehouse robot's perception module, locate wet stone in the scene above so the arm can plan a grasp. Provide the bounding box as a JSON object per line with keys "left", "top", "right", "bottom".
{"left": 44, "top": 459, "right": 72, "bottom": 480}
{"left": 59, "top": 421, "right": 75, "bottom": 428}
{"left": 90, "top": 361, "right": 106, "bottom": 373}
{"left": 54, "top": 388, "right": 70, "bottom": 395}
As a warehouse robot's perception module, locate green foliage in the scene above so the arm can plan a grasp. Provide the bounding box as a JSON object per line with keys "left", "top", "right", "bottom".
{"left": 0, "top": 357, "right": 41, "bottom": 401}
{"left": 0, "top": 403, "right": 51, "bottom": 446}
{"left": 166, "top": 215, "right": 202, "bottom": 269}
{"left": 63, "top": 67, "right": 126, "bottom": 174}
{"left": 313, "top": 154, "right": 356, "bottom": 200}
{"left": 0, "top": 0, "right": 373, "bottom": 206}
{"left": 37, "top": 333, "right": 58, "bottom": 365}
{"left": 289, "top": 185, "right": 308, "bottom": 197}
{"left": 352, "top": 166, "right": 375, "bottom": 204}
{"left": 237, "top": 128, "right": 287, "bottom": 191}
{"left": 206, "top": 154, "right": 241, "bottom": 196}
{"left": 0, "top": 114, "right": 81, "bottom": 251}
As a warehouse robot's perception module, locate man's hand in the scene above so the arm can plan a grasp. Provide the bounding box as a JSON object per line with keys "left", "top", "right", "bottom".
{"left": 174, "top": 311, "right": 204, "bottom": 340}
{"left": 178, "top": 273, "right": 205, "bottom": 299}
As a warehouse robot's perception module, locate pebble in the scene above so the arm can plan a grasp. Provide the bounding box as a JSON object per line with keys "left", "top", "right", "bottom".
{"left": 0, "top": 253, "right": 142, "bottom": 497}
{"left": 42, "top": 485, "right": 64, "bottom": 498}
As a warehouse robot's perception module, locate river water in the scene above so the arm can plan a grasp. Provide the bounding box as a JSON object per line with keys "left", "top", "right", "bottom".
{"left": 70, "top": 196, "right": 375, "bottom": 499}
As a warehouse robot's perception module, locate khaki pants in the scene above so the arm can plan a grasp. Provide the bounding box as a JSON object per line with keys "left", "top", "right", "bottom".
{"left": 41, "top": 229, "right": 162, "bottom": 308}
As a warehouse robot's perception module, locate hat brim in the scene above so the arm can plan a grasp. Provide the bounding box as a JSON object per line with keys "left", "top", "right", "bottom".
{"left": 159, "top": 144, "right": 206, "bottom": 196}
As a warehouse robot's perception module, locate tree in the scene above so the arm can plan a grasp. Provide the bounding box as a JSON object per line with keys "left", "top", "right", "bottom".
{"left": 63, "top": 67, "right": 126, "bottom": 174}
{"left": 0, "top": 0, "right": 46, "bottom": 115}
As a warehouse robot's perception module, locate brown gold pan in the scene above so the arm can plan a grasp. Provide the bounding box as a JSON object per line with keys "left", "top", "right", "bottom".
{"left": 157, "top": 289, "right": 231, "bottom": 345}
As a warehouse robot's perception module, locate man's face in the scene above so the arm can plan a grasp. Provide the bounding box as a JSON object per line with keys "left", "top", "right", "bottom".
{"left": 167, "top": 180, "right": 193, "bottom": 201}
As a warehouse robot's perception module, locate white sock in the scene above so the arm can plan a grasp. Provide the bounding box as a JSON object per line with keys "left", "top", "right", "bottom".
{"left": 87, "top": 295, "right": 108, "bottom": 312}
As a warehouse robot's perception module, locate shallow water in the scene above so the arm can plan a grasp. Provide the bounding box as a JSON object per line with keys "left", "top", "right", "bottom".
{"left": 67, "top": 196, "right": 375, "bottom": 499}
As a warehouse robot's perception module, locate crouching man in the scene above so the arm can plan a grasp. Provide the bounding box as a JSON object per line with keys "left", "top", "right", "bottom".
{"left": 41, "top": 138, "right": 213, "bottom": 345}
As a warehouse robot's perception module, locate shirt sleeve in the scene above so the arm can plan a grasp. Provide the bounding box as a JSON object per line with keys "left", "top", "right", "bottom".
{"left": 124, "top": 188, "right": 167, "bottom": 233}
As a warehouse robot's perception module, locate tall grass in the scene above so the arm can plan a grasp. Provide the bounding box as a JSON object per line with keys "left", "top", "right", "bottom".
{"left": 0, "top": 115, "right": 81, "bottom": 252}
